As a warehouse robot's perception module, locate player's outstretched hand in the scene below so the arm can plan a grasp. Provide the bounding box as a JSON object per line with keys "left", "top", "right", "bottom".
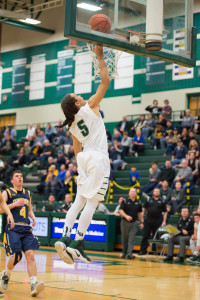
{"left": 32, "top": 218, "right": 36, "bottom": 227}
{"left": 15, "top": 199, "right": 25, "bottom": 207}
{"left": 93, "top": 45, "right": 103, "bottom": 58}
{"left": 7, "top": 213, "right": 15, "bottom": 229}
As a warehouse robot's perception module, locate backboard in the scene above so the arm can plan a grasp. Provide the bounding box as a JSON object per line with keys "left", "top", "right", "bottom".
{"left": 64, "top": 0, "right": 196, "bottom": 67}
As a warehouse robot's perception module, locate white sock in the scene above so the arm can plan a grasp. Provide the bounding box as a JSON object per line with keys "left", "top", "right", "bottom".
{"left": 194, "top": 251, "right": 199, "bottom": 256}
{"left": 75, "top": 199, "right": 99, "bottom": 240}
{"left": 30, "top": 276, "right": 37, "bottom": 285}
{"left": 63, "top": 194, "right": 86, "bottom": 237}
{"left": 5, "top": 268, "right": 11, "bottom": 277}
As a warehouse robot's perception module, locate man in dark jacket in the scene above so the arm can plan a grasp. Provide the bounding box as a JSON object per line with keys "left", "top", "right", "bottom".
{"left": 164, "top": 207, "right": 194, "bottom": 263}
{"left": 157, "top": 160, "right": 176, "bottom": 186}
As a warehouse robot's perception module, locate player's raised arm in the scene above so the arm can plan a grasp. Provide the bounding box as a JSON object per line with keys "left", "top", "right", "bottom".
{"left": 72, "top": 135, "right": 82, "bottom": 159}
{"left": 0, "top": 191, "right": 15, "bottom": 228}
{"left": 88, "top": 46, "right": 110, "bottom": 110}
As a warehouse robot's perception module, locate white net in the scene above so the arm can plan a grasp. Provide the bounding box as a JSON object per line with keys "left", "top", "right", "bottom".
{"left": 87, "top": 43, "right": 122, "bottom": 79}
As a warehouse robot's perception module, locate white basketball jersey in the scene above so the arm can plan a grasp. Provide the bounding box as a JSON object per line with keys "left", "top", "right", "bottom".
{"left": 69, "top": 103, "right": 108, "bottom": 154}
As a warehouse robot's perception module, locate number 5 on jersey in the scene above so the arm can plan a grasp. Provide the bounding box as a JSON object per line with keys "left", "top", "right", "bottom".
{"left": 77, "top": 120, "right": 89, "bottom": 137}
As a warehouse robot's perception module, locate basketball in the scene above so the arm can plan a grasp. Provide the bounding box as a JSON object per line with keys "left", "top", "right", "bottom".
{"left": 88, "top": 14, "right": 111, "bottom": 34}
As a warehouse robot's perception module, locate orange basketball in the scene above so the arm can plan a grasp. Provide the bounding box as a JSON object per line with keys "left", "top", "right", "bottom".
{"left": 88, "top": 14, "right": 111, "bottom": 34}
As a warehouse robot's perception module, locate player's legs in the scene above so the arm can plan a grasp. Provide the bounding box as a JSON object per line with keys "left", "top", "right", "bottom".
{"left": 1, "top": 252, "right": 22, "bottom": 290}
{"left": 24, "top": 250, "right": 44, "bottom": 297}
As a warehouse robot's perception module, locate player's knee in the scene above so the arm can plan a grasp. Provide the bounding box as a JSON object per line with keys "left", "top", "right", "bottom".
{"left": 13, "top": 251, "right": 22, "bottom": 266}
{"left": 25, "top": 250, "right": 35, "bottom": 262}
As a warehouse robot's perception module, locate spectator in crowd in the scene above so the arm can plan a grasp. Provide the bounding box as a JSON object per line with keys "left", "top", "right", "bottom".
{"left": 35, "top": 130, "right": 47, "bottom": 146}
{"left": 194, "top": 113, "right": 200, "bottom": 134}
{"left": 45, "top": 123, "right": 54, "bottom": 142}
{"left": 105, "top": 127, "right": 112, "bottom": 142}
{"left": 188, "top": 212, "right": 200, "bottom": 257}
{"left": 165, "top": 128, "right": 180, "bottom": 156}
{"left": 53, "top": 120, "right": 63, "bottom": 136}
{"left": 132, "top": 129, "right": 145, "bottom": 157}
{"left": 138, "top": 188, "right": 167, "bottom": 255}
{"left": 121, "top": 132, "right": 132, "bottom": 158}
{"left": 130, "top": 115, "right": 146, "bottom": 136}
{"left": 112, "top": 129, "right": 123, "bottom": 143}
{"left": 188, "top": 151, "right": 199, "bottom": 184}
{"left": 189, "top": 130, "right": 198, "bottom": 143}
{"left": 44, "top": 171, "right": 63, "bottom": 200}
{"left": 181, "top": 109, "right": 194, "bottom": 130}
{"left": 180, "top": 110, "right": 186, "bottom": 119}
{"left": 142, "top": 113, "right": 157, "bottom": 138}
{"left": 40, "top": 139, "right": 53, "bottom": 167}
{"left": 23, "top": 141, "right": 31, "bottom": 156}
{"left": 49, "top": 164, "right": 59, "bottom": 176}
{"left": 113, "top": 196, "right": 125, "bottom": 216}
{"left": 26, "top": 123, "right": 35, "bottom": 139}
{"left": 54, "top": 126, "right": 66, "bottom": 146}
{"left": 160, "top": 121, "right": 173, "bottom": 149}
{"left": 173, "top": 159, "right": 193, "bottom": 191}
{"left": 57, "top": 164, "right": 67, "bottom": 182}
{"left": 120, "top": 188, "right": 143, "bottom": 259}
{"left": 171, "top": 139, "right": 188, "bottom": 166}
{"left": 181, "top": 128, "right": 190, "bottom": 148}
{"left": 59, "top": 194, "right": 73, "bottom": 213}
{"left": 0, "top": 134, "right": 15, "bottom": 155}
{"left": 64, "top": 131, "right": 73, "bottom": 145}
{"left": 145, "top": 99, "right": 162, "bottom": 119}
{"left": 162, "top": 99, "right": 172, "bottom": 121}
{"left": 58, "top": 170, "right": 76, "bottom": 200}
{"left": 53, "top": 150, "right": 66, "bottom": 170}
{"left": 11, "top": 147, "right": 27, "bottom": 168}
{"left": 116, "top": 116, "right": 131, "bottom": 134}
{"left": 164, "top": 208, "right": 194, "bottom": 263}
{"left": 27, "top": 142, "right": 42, "bottom": 167}
{"left": 157, "top": 160, "right": 176, "bottom": 187}
{"left": 3, "top": 124, "right": 16, "bottom": 141}
{"left": 66, "top": 146, "right": 75, "bottom": 165}
{"left": 109, "top": 140, "right": 125, "bottom": 171}
{"left": 129, "top": 165, "right": 140, "bottom": 186}
{"left": 160, "top": 180, "right": 172, "bottom": 203}
{"left": 157, "top": 113, "right": 167, "bottom": 129}
{"left": 167, "top": 181, "right": 185, "bottom": 214}
{"left": 96, "top": 202, "right": 110, "bottom": 214}
{"left": 188, "top": 139, "right": 200, "bottom": 158}
{"left": 152, "top": 125, "right": 164, "bottom": 150}
{"left": 44, "top": 194, "right": 60, "bottom": 212}
{"left": 141, "top": 161, "right": 161, "bottom": 195}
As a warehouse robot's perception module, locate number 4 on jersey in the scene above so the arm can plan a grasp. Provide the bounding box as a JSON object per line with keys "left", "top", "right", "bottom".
{"left": 20, "top": 207, "right": 26, "bottom": 218}
{"left": 77, "top": 120, "right": 89, "bottom": 137}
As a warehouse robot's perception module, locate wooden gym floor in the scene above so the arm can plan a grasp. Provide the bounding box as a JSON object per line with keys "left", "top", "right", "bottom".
{"left": 0, "top": 246, "right": 199, "bottom": 300}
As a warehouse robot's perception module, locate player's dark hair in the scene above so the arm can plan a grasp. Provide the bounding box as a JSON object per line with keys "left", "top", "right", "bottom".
{"left": 10, "top": 170, "right": 23, "bottom": 180}
{"left": 57, "top": 94, "right": 78, "bottom": 129}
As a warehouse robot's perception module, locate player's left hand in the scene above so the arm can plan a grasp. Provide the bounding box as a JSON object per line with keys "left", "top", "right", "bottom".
{"left": 7, "top": 213, "right": 15, "bottom": 229}
{"left": 32, "top": 218, "right": 36, "bottom": 227}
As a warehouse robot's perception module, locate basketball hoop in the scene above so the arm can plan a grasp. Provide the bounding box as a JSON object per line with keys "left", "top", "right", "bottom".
{"left": 87, "top": 43, "right": 122, "bottom": 79}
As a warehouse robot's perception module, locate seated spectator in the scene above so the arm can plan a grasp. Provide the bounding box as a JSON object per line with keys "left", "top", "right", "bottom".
{"left": 167, "top": 181, "right": 185, "bottom": 214}
{"left": 45, "top": 123, "right": 54, "bottom": 142}
{"left": 188, "top": 139, "right": 200, "bottom": 158}
{"left": 157, "top": 160, "right": 176, "bottom": 187}
{"left": 162, "top": 99, "right": 172, "bottom": 121}
{"left": 160, "top": 180, "right": 172, "bottom": 203}
{"left": 23, "top": 141, "right": 31, "bottom": 155}
{"left": 171, "top": 139, "right": 188, "bottom": 166}
{"left": 11, "top": 147, "right": 27, "bottom": 167}
{"left": 145, "top": 99, "right": 161, "bottom": 119}
{"left": 3, "top": 124, "right": 16, "bottom": 141}
{"left": 180, "top": 110, "right": 186, "bottom": 119}
{"left": 67, "top": 163, "right": 75, "bottom": 175}
{"left": 35, "top": 130, "right": 47, "bottom": 146}
{"left": 140, "top": 161, "right": 161, "bottom": 195}
{"left": 26, "top": 123, "right": 35, "bottom": 139}
{"left": 96, "top": 202, "right": 110, "bottom": 214}
{"left": 116, "top": 116, "right": 131, "bottom": 134}
{"left": 57, "top": 170, "right": 76, "bottom": 200}
{"left": 181, "top": 109, "right": 194, "bottom": 130}
{"left": 181, "top": 127, "right": 190, "bottom": 148}
{"left": 27, "top": 142, "right": 42, "bottom": 167}
{"left": 44, "top": 194, "right": 60, "bottom": 212}
{"left": 66, "top": 146, "right": 75, "bottom": 165}
{"left": 0, "top": 134, "right": 15, "bottom": 155}
{"left": 157, "top": 113, "right": 167, "bottom": 129}
{"left": 129, "top": 165, "right": 140, "bottom": 186}
{"left": 142, "top": 113, "right": 156, "bottom": 138}
{"left": 194, "top": 112, "right": 200, "bottom": 134}
{"left": 152, "top": 125, "right": 164, "bottom": 150}
{"left": 49, "top": 164, "right": 59, "bottom": 177}
{"left": 65, "top": 131, "right": 73, "bottom": 145}
{"left": 189, "top": 212, "right": 200, "bottom": 257}
{"left": 53, "top": 150, "right": 66, "bottom": 170}
{"left": 163, "top": 208, "right": 194, "bottom": 263}
{"left": 54, "top": 126, "right": 67, "bottom": 146}
{"left": 172, "top": 159, "right": 193, "bottom": 191}
{"left": 113, "top": 196, "right": 125, "bottom": 216}
{"left": 132, "top": 129, "right": 145, "bottom": 157}
{"left": 160, "top": 121, "right": 173, "bottom": 149}
{"left": 57, "top": 164, "right": 67, "bottom": 182}
{"left": 109, "top": 140, "right": 125, "bottom": 171}
{"left": 59, "top": 194, "right": 73, "bottom": 213}
{"left": 130, "top": 115, "right": 146, "bottom": 136}
{"left": 121, "top": 132, "right": 132, "bottom": 158}
{"left": 40, "top": 139, "right": 53, "bottom": 167}
{"left": 165, "top": 128, "right": 180, "bottom": 155}
{"left": 72, "top": 164, "right": 78, "bottom": 176}
{"left": 189, "top": 130, "right": 198, "bottom": 143}
{"left": 112, "top": 129, "right": 123, "bottom": 143}
{"left": 44, "top": 171, "right": 63, "bottom": 201}
{"left": 188, "top": 151, "right": 199, "bottom": 184}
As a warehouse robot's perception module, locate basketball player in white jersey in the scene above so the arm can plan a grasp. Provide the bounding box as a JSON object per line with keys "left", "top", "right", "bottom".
{"left": 55, "top": 46, "right": 110, "bottom": 263}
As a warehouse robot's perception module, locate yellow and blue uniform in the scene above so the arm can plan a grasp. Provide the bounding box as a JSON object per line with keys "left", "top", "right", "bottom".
{"left": 4, "top": 188, "right": 39, "bottom": 256}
